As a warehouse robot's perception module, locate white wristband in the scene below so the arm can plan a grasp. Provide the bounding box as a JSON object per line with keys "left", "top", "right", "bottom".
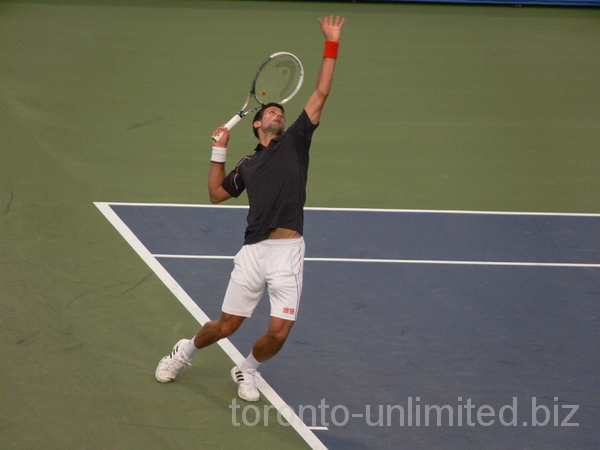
{"left": 211, "top": 146, "right": 227, "bottom": 163}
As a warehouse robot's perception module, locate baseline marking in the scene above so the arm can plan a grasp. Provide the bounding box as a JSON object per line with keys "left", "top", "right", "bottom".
{"left": 96, "top": 201, "right": 600, "bottom": 217}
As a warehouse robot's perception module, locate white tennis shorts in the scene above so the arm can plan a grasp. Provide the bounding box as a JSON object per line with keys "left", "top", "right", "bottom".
{"left": 222, "top": 237, "right": 305, "bottom": 321}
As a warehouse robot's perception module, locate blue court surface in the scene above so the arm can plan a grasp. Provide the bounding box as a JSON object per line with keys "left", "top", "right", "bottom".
{"left": 96, "top": 202, "right": 600, "bottom": 449}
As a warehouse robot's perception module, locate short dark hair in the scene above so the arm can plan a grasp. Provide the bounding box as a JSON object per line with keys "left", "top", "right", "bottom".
{"left": 252, "top": 103, "right": 285, "bottom": 138}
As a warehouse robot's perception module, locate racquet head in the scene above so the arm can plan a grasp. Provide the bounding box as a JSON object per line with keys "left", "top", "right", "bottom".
{"left": 252, "top": 52, "right": 304, "bottom": 106}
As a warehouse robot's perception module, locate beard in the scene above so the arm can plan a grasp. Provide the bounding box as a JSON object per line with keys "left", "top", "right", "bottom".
{"left": 266, "top": 121, "right": 285, "bottom": 136}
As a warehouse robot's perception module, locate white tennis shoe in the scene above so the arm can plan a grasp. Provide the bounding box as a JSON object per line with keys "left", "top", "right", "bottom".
{"left": 155, "top": 339, "right": 192, "bottom": 383}
{"left": 231, "top": 365, "right": 260, "bottom": 402}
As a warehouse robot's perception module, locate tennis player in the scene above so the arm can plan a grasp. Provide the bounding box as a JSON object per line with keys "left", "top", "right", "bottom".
{"left": 156, "top": 15, "right": 346, "bottom": 402}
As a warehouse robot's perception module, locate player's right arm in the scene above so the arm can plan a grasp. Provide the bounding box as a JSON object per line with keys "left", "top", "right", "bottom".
{"left": 208, "top": 126, "right": 233, "bottom": 203}
{"left": 208, "top": 163, "right": 232, "bottom": 203}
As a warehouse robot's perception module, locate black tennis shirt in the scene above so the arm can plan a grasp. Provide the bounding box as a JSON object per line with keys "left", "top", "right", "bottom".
{"left": 222, "top": 110, "right": 318, "bottom": 245}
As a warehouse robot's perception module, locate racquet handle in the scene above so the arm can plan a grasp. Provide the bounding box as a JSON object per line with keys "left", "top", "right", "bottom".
{"left": 212, "top": 114, "right": 242, "bottom": 142}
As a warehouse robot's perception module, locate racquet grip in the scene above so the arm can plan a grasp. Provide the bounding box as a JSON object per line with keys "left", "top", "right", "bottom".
{"left": 212, "top": 114, "right": 243, "bottom": 142}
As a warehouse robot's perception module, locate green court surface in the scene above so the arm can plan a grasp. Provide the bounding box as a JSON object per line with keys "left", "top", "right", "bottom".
{"left": 1, "top": 1, "right": 599, "bottom": 448}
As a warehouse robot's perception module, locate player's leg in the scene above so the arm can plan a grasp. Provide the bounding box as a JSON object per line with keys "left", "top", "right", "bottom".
{"left": 232, "top": 316, "right": 295, "bottom": 402}
{"left": 193, "top": 313, "right": 246, "bottom": 349}
{"left": 258, "top": 236, "right": 304, "bottom": 360}
{"left": 252, "top": 316, "right": 295, "bottom": 362}
{"left": 232, "top": 238, "right": 304, "bottom": 401}
{"left": 156, "top": 244, "right": 265, "bottom": 384}
{"left": 155, "top": 313, "right": 246, "bottom": 383}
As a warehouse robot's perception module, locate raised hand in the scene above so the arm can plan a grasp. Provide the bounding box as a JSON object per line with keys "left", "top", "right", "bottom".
{"left": 318, "top": 15, "right": 345, "bottom": 42}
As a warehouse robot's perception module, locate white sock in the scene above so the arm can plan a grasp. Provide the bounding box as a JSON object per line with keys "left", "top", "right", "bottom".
{"left": 181, "top": 338, "right": 199, "bottom": 360}
{"left": 240, "top": 352, "right": 261, "bottom": 371}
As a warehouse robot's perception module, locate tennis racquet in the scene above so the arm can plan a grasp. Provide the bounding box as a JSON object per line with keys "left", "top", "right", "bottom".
{"left": 212, "top": 51, "right": 304, "bottom": 142}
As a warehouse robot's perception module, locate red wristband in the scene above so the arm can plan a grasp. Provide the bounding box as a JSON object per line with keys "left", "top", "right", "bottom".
{"left": 323, "top": 40, "right": 339, "bottom": 59}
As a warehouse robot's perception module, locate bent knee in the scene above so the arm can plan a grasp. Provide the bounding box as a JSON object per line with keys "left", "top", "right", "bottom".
{"left": 219, "top": 323, "right": 241, "bottom": 338}
{"left": 209, "top": 315, "right": 244, "bottom": 339}
{"left": 267, "top": 328, "right": 291, "bottom": 344}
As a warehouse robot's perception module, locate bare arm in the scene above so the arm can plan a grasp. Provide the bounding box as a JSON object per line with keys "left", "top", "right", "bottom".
{"left": 208, "top": 126, "right": 233, "bottom": 203}
{"left": 305, "top": 15, "right": 346, "bottom": 125}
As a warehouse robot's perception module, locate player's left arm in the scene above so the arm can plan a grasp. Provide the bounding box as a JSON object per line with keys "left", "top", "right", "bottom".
{"left": 305, "top": 15, "right": 346, "bottom": 126}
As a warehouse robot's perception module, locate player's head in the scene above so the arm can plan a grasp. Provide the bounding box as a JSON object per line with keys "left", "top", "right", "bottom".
{"left": 253, "top": 103, "right": 285, "bottom": 139}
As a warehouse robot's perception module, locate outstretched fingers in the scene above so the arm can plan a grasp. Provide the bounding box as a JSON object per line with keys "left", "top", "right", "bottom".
{"left": 318, "top": 15, "right": 346, "bottom": 41}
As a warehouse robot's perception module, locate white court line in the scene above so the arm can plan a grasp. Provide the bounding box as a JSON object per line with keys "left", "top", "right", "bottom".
{"left": 94, "top": 202, "right": 327, "bottom": 450}
{"left": 305, "top": 258, "right": 600, "bottom": 268}
{"left": 144, "top": 203, "right": 599, "bottom": 269}
{"left": 99, "top": 201, "right": 600, "bottom": 217}
{"left": 152, "top": 254, "right": 600, "bottom": 269}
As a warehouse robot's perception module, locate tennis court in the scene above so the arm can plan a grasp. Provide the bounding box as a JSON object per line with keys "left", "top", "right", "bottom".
{"left": 2, "top": 1, "right": 599, "bottom": 448}
{"left": 96, "top": 203, "right": 600, "bottom": 448}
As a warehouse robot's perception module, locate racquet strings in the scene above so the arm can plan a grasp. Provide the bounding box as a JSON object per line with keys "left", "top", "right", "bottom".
{"left": 254, "top": 54, "right": 302, "bottom": 104}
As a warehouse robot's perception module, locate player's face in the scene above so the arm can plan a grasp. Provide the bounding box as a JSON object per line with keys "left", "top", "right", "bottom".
{"left": 259, "top": 106, "right": 286, "bottom": 135}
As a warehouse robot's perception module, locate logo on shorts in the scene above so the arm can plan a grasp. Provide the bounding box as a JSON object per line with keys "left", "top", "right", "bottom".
{"left": 283, "top": 308, "right": 295, "bottom": 315}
